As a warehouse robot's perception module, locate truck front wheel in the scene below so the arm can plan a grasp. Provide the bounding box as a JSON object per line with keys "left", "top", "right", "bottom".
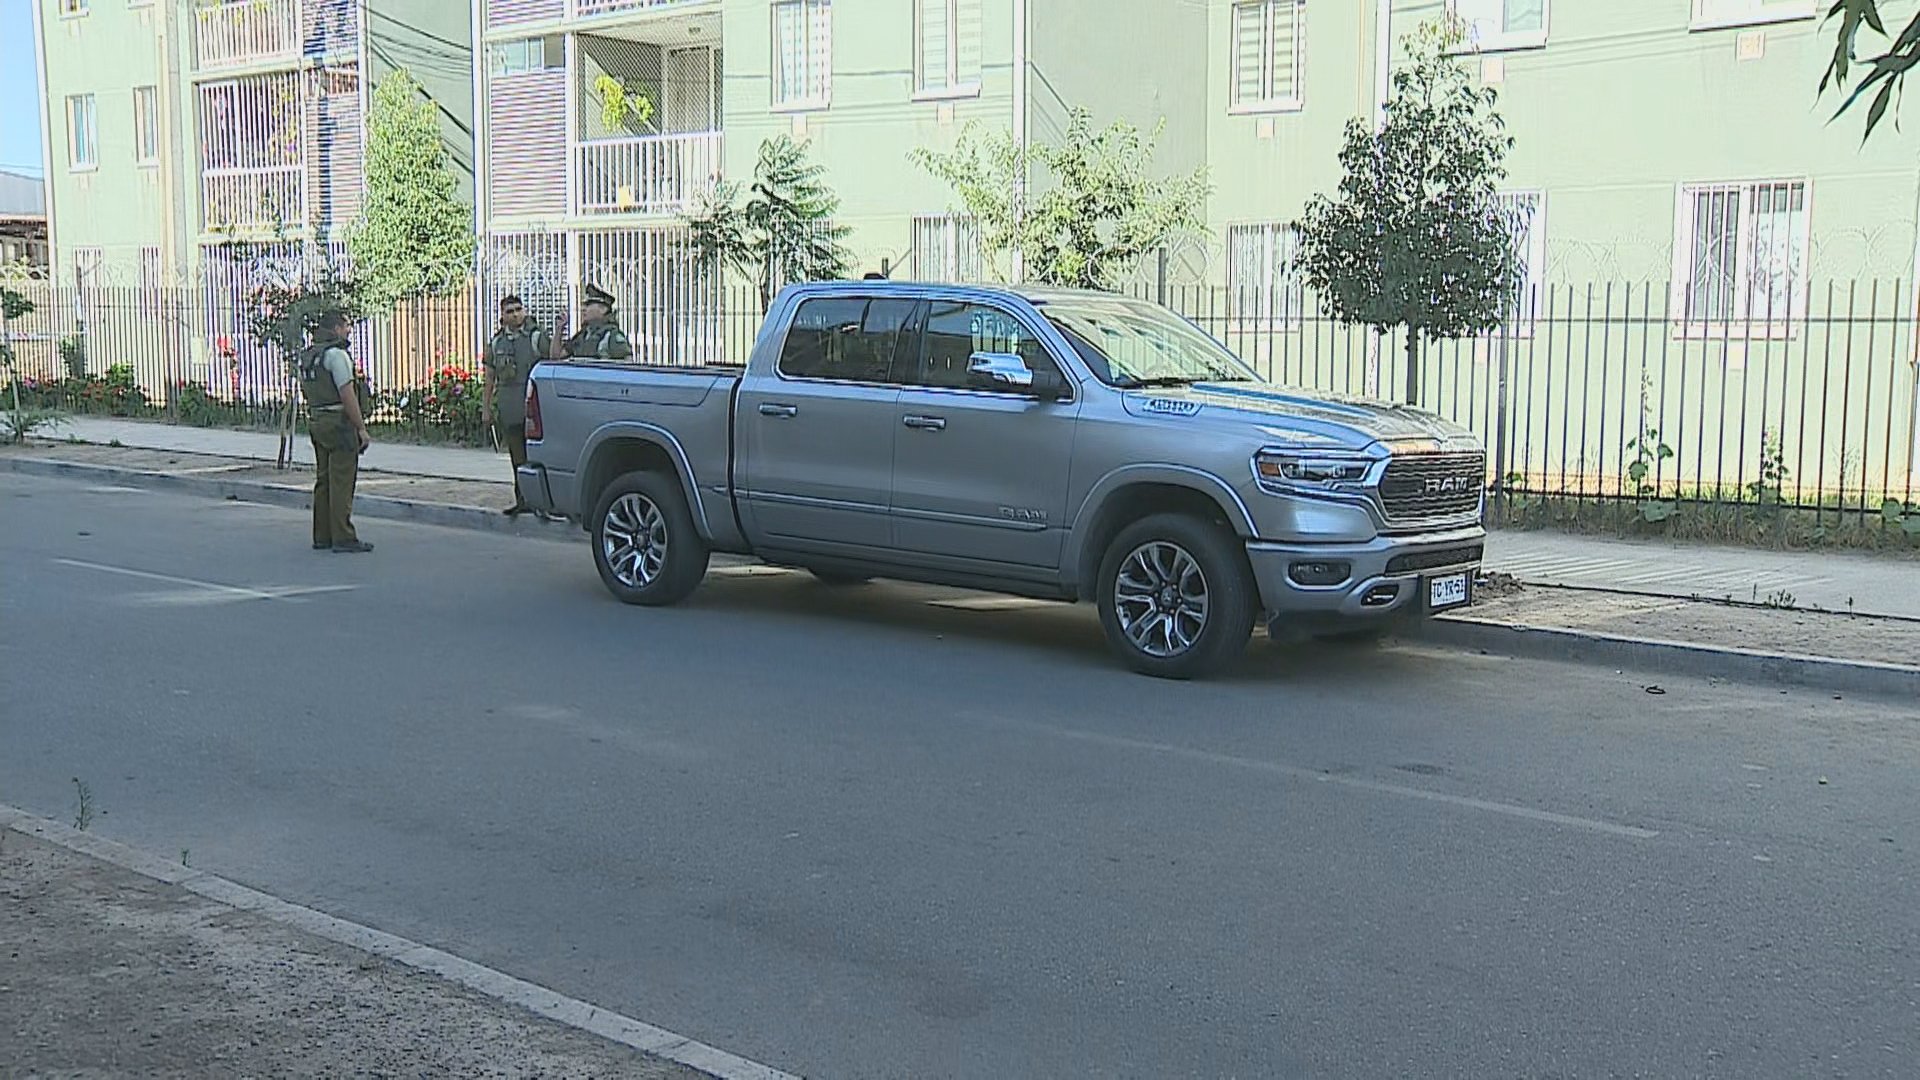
{"left": 1096, "top": 513, "right": 1256, "bottom": 679}
{"left": 591, "top": 470, "right": 709, "bottom": 606}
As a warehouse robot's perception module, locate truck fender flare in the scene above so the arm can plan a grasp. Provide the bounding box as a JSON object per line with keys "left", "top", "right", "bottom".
{"left": 1064, "top": 464, "right": 1258, "bottom": 587}
{"left": 580, "top": 421, "right": 713, "bottom": 538}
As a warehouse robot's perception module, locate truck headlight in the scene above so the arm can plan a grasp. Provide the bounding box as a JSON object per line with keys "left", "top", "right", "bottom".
{"left": 1255, "top": 450, "right": 1373, "bottom": 490}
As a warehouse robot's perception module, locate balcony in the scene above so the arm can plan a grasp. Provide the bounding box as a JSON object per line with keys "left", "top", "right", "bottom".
{"left": 575, "top": 133, "right": 722, "bottom": 216}
{"left": 194, "top": 0, "right": 357, "bottom": 72}
{"left": 202, "top": 166, "right": 303, "bottom": 233}
{"left": 488, "top": 0, "right": 714, "bottom": 31}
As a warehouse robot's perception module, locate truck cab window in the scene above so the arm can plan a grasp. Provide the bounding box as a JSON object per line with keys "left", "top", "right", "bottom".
{"left": 778, "top": 297, "right": 915, "bottom": 383}
{"left": 916, "top": 300, "right": 1062, "bottom": 392}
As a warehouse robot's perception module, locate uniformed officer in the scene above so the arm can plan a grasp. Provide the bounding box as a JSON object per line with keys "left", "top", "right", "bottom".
{"left": 552, "top": 284, "right": 634, "bottom": 361}
{"left": 483, "top": 294, "right": 554, "bottom": 518}
{"left": 297, "top": 309, "right": 373, "bottom": 553}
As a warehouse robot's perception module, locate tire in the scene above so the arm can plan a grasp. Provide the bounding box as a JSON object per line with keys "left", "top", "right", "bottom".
{"left": 1096, "top": 513, "right": 1257, "bottom": 679}
{"left": 808, "top": 569, "right": 872, "bottom": 586}
{"left": 590, "top": 470, "right": 709, "bottom": 606}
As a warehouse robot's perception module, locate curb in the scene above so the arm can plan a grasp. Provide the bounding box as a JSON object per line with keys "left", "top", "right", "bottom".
{"left": 1409, "top": 615, "right": 1920, "bottom": 700}
{"left": 0, "top": 803, "right": 799, "bottom": 1080}
{"left": 0, "top": 454, "right": 576, "bottom": 542}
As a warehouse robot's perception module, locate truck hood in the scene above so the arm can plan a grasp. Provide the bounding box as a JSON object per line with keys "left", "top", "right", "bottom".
{"left": 1120, "top": 382, "right": 1481, "bottom": 452}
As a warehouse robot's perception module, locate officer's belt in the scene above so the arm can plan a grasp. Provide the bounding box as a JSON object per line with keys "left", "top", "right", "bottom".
{"left": 311, "top": 404, "right": 344, "bottom": 411}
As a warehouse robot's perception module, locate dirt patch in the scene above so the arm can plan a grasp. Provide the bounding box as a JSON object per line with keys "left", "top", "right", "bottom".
{"left": 0, "top": 831, "right": 705, "bottom": 1078}
{"left": 1463, "top": 587, "right": 1920, "bottom": 669}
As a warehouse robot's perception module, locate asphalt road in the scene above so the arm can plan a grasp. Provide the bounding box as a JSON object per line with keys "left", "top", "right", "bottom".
{"left": 3, "top": 471, "right": 1917, "bottom": 1079}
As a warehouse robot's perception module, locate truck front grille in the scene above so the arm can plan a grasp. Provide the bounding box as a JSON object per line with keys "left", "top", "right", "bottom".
{"left": 1379, "top": 453, "right": 1486, "bottom": 522}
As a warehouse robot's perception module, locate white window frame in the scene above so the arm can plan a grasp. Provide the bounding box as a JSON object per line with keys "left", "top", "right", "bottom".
{"left": 771, "top": 0, "right": 832, "bottom": 111}
{"left": 61, "top": 0, "right": 89, "bottom": 16}
{"left": 1448, "top": 0, "right": 1549, "bottom": 52}
{"left": 488, "top": 36, "right": 561, "bottom": 78}
{"left": 1498, "top": 190, "right": 1547, "bottom": 335}
{"left": 915, "top": 0, "right": 982, "bottom": 101}
{"left": 1229, "top": 0, "right": 1307, "bottom": 114}
{"left": 1690, "top": 0, "right": 1818, "bottom": 31}
{"left": 66, "top": 94, "right": 98, "bottom": 171}
{"left": 913, "top": 213, "right": 983, "bottom": 282}
{"left": 1671, "top": 178, "right": 1811, "bottom": 337}
{"left": 1226, "top": 222, "right": 1306, "bottom": 331}
{"left": 133, "top": 85, "right": 159, "bottom": 166}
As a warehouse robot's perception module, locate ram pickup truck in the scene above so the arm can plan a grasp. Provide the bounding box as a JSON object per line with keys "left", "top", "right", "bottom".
{"left": 518, "top": 282, "right": 1486, "bottom": 678}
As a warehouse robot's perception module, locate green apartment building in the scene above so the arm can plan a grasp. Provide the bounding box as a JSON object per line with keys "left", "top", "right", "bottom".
{"left": 34, "top": 0, "right": 474, "bottom": 290}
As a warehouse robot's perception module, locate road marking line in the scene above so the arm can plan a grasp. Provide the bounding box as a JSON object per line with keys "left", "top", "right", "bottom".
{"left": 1000, "top": 720, "right": 1660, "bottom": 840}
{"left": 0, "top": 804, "right": 795, "bottom": 1080}
{"left": 54, "top": 558, "right": 356, "bottom": 604}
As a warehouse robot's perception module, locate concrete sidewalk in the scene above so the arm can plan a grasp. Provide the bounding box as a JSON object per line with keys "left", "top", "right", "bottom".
{"left": 51, "top": 416, "right": 1920, "bottom": 618}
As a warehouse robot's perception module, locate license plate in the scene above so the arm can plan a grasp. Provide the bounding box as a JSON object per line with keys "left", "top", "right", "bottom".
{"left": 1428, "top": 572, "right": 1470, "bottom": 611}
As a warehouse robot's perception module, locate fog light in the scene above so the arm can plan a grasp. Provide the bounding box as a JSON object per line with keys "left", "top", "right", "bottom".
{"left": 1361, "top": 584, "right": 1401, "bottom": 607}
{"left": 1288, "top": 560, "right": 1352, "bottom": 587}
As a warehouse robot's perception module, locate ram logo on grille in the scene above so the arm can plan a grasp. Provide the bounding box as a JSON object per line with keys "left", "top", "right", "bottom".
{"left": 1380, "top": 452, "right": 1487, "bottom": 522}
{"left": 1423, "top": 476, "right": 1474, "bottom": 495}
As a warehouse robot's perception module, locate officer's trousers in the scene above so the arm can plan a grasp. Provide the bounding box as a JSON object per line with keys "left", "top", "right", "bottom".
{"left": 310, "top": 411, "right": 360, "bottom": 548}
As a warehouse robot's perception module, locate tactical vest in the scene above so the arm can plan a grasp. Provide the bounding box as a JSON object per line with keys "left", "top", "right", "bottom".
{"left": 297, "top": 339, "right": 349, "bottom": 409}
{"left": 568, "top": 321, "right": 620, "bottom": 359}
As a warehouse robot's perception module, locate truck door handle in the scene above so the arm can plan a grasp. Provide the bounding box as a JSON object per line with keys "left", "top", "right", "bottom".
{"left": 758, "top": 403, "right": 799, "bottom": 418}
{"left": 903, "top": 415, "right": 947, "bottom": 431}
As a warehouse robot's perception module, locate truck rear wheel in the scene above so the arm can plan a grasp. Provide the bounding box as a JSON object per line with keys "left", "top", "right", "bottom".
{"left": 591, "top": 470, "right": 709, "bottom": 606}
{"left": 1097, "top": 513, "right": 1256, "bottom": 679}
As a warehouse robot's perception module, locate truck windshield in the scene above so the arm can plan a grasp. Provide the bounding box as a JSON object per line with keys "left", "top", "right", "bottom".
{"left": 1040, "top": 297, "right": 1259, "bottom": 389}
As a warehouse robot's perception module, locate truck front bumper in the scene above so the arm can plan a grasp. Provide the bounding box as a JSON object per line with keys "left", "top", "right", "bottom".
{"left": 1245, "top": 526, "right": 1485, "bottom": 620}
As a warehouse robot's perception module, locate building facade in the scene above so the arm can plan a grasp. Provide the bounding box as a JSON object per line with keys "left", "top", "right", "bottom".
{"left": 34, "top": 0, "right": 475, "bottom": 290}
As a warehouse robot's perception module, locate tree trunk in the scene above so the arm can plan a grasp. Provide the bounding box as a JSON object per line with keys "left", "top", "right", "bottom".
{"left": 1403, "top": 330, "right": 1420, "bottom": 406}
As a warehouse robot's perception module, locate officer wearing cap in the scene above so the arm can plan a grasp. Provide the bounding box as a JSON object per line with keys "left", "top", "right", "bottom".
{"left": 552, "top": 284, "right": 633, "bottom": 361}
{"left": 297, "top": 309, "right": 373, "bottom": 553}
{"left": 483, "top": 293, "right": 554, "bottom": 518}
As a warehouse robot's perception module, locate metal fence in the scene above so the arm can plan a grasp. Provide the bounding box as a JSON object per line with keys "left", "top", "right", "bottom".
{"left": 3, "top": 275, "right": 1915, "bottom": 514}
{"left": 1140, "top": 281, "right": 1918, "bottom": 516}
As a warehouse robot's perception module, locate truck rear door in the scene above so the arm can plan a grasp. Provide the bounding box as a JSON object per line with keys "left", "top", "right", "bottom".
{"left": 735, "top": 294, "right": 917, "bottom": 553}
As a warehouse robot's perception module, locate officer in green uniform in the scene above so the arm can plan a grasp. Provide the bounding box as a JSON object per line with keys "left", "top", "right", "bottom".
{"left": 297, "top": 309, "right": 374, "bottom": 553}
{"left": 483, "top": 294, "right": 554, "bottom": 518}
{"left": 552, "top": 284, "right": 634, "bottom": 361}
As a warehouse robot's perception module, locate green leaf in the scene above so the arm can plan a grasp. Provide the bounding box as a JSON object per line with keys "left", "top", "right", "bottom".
{"left": 1882, "top": 497, "right": 1906, "bottom": 525}
{"left": 1627, "top": 461, "right": 1648, "bottom": 483}
{"left": 1639, "top": 501, "right": 1677, "bottom": 524}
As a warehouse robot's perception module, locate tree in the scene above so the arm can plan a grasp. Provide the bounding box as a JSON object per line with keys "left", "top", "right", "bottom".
{"left": 1, "top": 284, "right": 34, "bottom": 409}
{"left": 689, "top": 136, "right": 853, "bottom": 311}
{"left": 1295, "top": 18, "right": 1522, "bottom": 405}
{"left": 347, "top": 69, "right": 474, "bottom": 309}
{"left": 1821, "top": 0, "right": 1920, "bottom": 140}
{"left": 911, "top": 107, "right": 1209, "bottom": 291}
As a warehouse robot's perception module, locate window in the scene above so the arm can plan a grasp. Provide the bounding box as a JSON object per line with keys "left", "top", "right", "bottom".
{"left": 72, "top": 248, "right": 103, "bottom": 287}
{"left": 61, "top": 0, "right": 89, "bottom": 15}
{"left": 1226, "top": 223, "right": 1304, "bottom": 330}
{"left": 1674, "top": 180, "right": 1808, "bottom": 328}
{"left": 916, "top": 0, "right": 982, "bottom": 98}
{"left": 1231, "top": 0, "right": 1305, "bottom": 112}
{"left": 1449, "top": 0, "right": 1547, "bottom": 51}
{"left": 133, "top": 85, "right": 159, "bottom": 165}
{"left": 66, "top": 94, "right": 98, "bottom": 170}
{"left": 772, "top": 0, "right": 831, "bottom": 108}
{"left": 1690, "top": 0, "right": 1817, "bottom": 31}
{"left": 488, "top": 36, "right": 563, "bottom": 77}
{"left": 778, "top": 296, "right": 916, "bottom": 383}
{"left": 914, "top": 301, "right": 1061, "bottom": 392}
{"left": 913, "top": 214, "right": 982, "bottom": 282}
{"left": 1497, "top": 191, "right": 1546, "bottom": 328}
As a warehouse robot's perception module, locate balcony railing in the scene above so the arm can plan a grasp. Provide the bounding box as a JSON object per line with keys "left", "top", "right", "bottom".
{"left": 203, "top": 166, "right": 303, "bottom": 232}
{"left": 575, "top": 133, "right": 722, "bottom": 217}
{"left": 488, "top": 0, "right": 711, "bottom": 29}
{"left": 194, "top": 0, "right": 300, "bottom": 71}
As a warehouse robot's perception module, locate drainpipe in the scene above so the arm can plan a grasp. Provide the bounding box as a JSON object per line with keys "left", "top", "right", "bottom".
{"left": 1367, "top": 0, "right": 1393, "bottom": 398}
{"left": 1011, "top": 0, "right": 1029, "bottom": 284}
{"left": 31, "top": 0, "right": 57, "bottom": 279}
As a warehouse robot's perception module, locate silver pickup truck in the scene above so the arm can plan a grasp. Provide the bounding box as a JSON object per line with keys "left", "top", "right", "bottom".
{"left": 518, "top": 282, "right": 1485, "bottom": 678}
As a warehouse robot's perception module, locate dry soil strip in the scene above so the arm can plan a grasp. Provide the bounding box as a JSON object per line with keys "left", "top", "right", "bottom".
{"left": 0, "top": 803, "right": 799, "bottom": 1080}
